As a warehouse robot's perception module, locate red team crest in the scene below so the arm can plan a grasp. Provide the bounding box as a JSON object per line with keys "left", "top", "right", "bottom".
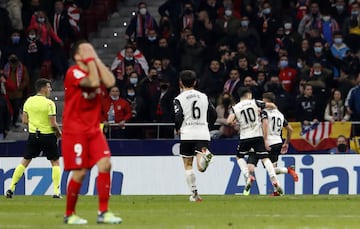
{"left": 285, "top": 122, "right": 352, "bottom": 152}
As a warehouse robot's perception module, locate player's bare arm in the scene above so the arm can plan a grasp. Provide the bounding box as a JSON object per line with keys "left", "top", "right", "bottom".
{"left": 226, "top": 113, "right": 236, "bottom": 126}
{"left": 281, "top": 123, "right": 293, "bottom": 154}
{"left": 261, "top": 112, "right": 271, "bottom": 151}
{"left": 22, "top": 111, "right": 28, "bottom": 124}
{"left": 78, "top": 44, "right": 100, "bottom": 88}
{"left": 95, "top": 58, "right": 115, "bottom": 88}
{"left": 49, "top": 115, "right": 62, "bottom": 138}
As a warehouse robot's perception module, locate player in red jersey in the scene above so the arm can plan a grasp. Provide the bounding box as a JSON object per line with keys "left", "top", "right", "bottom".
{"left": 62, "top": 41, "right": 122, "bottom": 224}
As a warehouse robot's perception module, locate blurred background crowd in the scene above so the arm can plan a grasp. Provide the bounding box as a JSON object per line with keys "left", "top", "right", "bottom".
{"left": 1, "top": 0, "right": 360, "bottom": 140}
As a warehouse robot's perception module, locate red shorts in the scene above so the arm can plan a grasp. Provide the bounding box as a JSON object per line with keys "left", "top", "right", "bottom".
{"left": 61, "top": 130, "right": 111, "bottom": 171}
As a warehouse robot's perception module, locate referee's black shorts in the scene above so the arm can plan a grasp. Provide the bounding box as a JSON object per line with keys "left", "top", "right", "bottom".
{"left": 24, "top": 133, "right": 59, "bottom": 160}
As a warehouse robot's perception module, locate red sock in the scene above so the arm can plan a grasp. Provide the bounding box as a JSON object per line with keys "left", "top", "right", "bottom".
{"left": 66, "top": 178, "right": 82, "bottom": 216}
{"left": 97, "top": 172, "right": 110, "bottom": 213}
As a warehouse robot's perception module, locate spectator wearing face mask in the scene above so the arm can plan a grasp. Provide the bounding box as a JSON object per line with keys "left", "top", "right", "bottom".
{"left": 142, "top": 29, "right": 159, "bottom": 63}
{"left": 102, "top": 86, "right": 132, "bottom": 139}
{"left": 331, "top": 0, "right": 349, "bottom": 26}
{"left": 28, "top": 10, "right": 63, "bottom": 80}
{"left": 125, "top": 2, "right": 158, "bottom": 53}
{"left": 342, "top": 2, "right": 360, "bottom": 36}
{"left": 231, "top": 16, "right": 262, "bottom": 57}
{"left": 254, "top": 1, "right": 281, "bottom": 56}
{"left": 215, "top": 8, "right": 241, "bottom": 38}
{"left": 217, "top": 0, "right": 241, "bottom": 20}
{"left": 278, "top": 55, "right": 297, "bottom": 93}
{"left": 282, "top": 20, "right": 302, "bottom": 58}
{"left": 307, "top": 40, "right": 334, "bottom": 71}
{"left": 330, "top": 32, "right": 349, "bottom": 61}
{"left": 3, "top": 54, "right": 30, "bottom": 128}
{"left": 111, "top": 43, "right": 148, "bottom": 81}
{"left": 137, "top": 67, "right": 162, "bottom": 123}
{"left": 1, "top": 30, "right": 26, "bottom": 66}
{"left": 23, "top": 27, "right": 44, "bottom": 94}
{"left": 329, "top": 135, "right": 356, "bottom": 154}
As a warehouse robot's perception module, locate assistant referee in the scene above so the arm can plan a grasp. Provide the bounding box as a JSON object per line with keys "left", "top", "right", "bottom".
{"left": 6, "top": 78, "right": 62, "bottom": 198}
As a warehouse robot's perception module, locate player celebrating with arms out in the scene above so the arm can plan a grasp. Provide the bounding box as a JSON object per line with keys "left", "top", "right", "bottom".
{"left": 262, "top": 92, "right": 298, "bottom": 196}
{"left": 227, "top": 87, "right": 283, "bottom": 195}
{"left": 174, "top": 70, "right": 217, "bottom": 202}
{"left": 62, "top": 41, "right": 121, "bottom": 224}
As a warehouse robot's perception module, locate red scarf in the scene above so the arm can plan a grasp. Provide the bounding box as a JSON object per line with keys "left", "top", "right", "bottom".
{"left": 4, "top": 63, "right": 23, "bottom": 88}
{"left": 136, "top": 13, "right": 154, "bottom": 37}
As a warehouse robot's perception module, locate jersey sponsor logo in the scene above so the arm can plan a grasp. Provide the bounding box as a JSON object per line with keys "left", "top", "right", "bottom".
{"left": 73, "top": 69, "right": 86, "bottom": 79}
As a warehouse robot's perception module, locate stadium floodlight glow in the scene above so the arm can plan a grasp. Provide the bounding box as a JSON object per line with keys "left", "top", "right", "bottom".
{"left": 123, "top": 21, "right": 127, "bottom": 27}
{"left": 113, "top": 32, "right": 118, "bottom": 37}
{"left": 54, "top": 96, "right": 58, "bottom": 101}
{"left": 132, "top": 11, "right": 136, "bottom": 16}
{"left": 103, "top": 43, "right": 108, "bottom": 48}
{"left": 24, "top": 128, "right": 28, "bottom": 132}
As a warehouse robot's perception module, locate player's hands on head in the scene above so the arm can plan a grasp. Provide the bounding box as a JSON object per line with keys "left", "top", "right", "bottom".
{"left": 79, "top": 43, "right": 98, "bottom": 60}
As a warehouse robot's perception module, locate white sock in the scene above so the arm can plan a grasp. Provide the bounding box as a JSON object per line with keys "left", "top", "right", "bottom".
{"left": 262, "top": 158, "right": 277, "bottom": 182}
{"left": 185, "top": 169, "right": 197, "bottom": 192}
{"left": 275, "top": 167, "right": 288, "bottom": 174}
{"left": 237, "top": 158, "right": 249, "bottom": 180}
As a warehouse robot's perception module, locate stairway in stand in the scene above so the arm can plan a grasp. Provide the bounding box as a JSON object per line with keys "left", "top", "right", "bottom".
{"left": 5, "top": 0, "right": 165, "bottom": 140}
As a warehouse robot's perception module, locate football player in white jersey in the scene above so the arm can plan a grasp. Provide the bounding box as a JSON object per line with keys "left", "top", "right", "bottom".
{"left": 174, "top": 70, "right": 217, "bottom": 202}
{"left": 227, "top": 87, "right": 283, "bottom": 195}
{"left": 262, "top": 92, "right": 298, "bottom": 195}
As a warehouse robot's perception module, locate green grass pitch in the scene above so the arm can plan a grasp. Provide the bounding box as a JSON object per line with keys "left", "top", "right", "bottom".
{"left": 1, "top": 195, "right": 359, "bottom": 228}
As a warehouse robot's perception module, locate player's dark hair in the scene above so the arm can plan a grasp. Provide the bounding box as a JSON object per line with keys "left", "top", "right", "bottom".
{"left": 237, "top": 87, "right": 251, "bottom": 98}
{"left": 262, "top": 92, "right": 276, "bottom": 103}
{"left": 35, "top": 78, "right": 51, "bottom": 92}
{"left": 180, "top": 70, "right": 196, "bottom": 88}
{"left": 70, "top": 40, "right": 89, "bottom": 61}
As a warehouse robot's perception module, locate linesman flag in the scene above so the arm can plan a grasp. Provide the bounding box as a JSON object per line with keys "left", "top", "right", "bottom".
{"left": 284, "top": 122, "right": 352, "bottom": 151}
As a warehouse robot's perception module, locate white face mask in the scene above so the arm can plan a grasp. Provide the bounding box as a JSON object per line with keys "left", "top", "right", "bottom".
{"left": 28, "top": 34, "right": 36, "bottom": 39}
{"left": 284, "top": 23, "right": 292, "bottom": 30}
{"left": 225, "top": 9, "right": 232, "bottom": 17}
{"left": 37, "top": 17, "right": 45, "bottom": 23}
{"left": 314, "top": 47, "right": 323, "bottom": 53}
{"left": 241, "top": 20, "right": 249, "bottom": 27}
{"left": 334, "top": 38, "right": 343, "bottom": 44}
{"left": 297, "top": 62, "right": 303, "bottom": 68}
{"left": 130, "top": 78, "right": 138, "bottom": 84}
{"left": 125, "top": 56, "right": 133, "bottom": 61}
{"left": 263, "top": 8, "right": 271, "bottom": 15}
{"left": 139, "top": 8, "right": 147, "bottom": 15}
{"left": 110, "top": 95, "right": 119, "bottom": 100}
{"left": 322, "top": 16, "right": 331, "bottom": 21}
{"left": 314, "top": 70, "right": 322, "bottom": 75}
{"left": 279, "top": 60, "right": 288, "bottom": 68}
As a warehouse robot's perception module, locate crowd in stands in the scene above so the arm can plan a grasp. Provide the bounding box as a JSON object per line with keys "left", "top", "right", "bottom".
{"left": 1, "top": 0, "right": 360, "bottom": 140}
{"left": 110, "top": 0, "right": 360, "bottom": 139}
{"left": 0, "top": 0, "right": 87, "bottom": 140}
